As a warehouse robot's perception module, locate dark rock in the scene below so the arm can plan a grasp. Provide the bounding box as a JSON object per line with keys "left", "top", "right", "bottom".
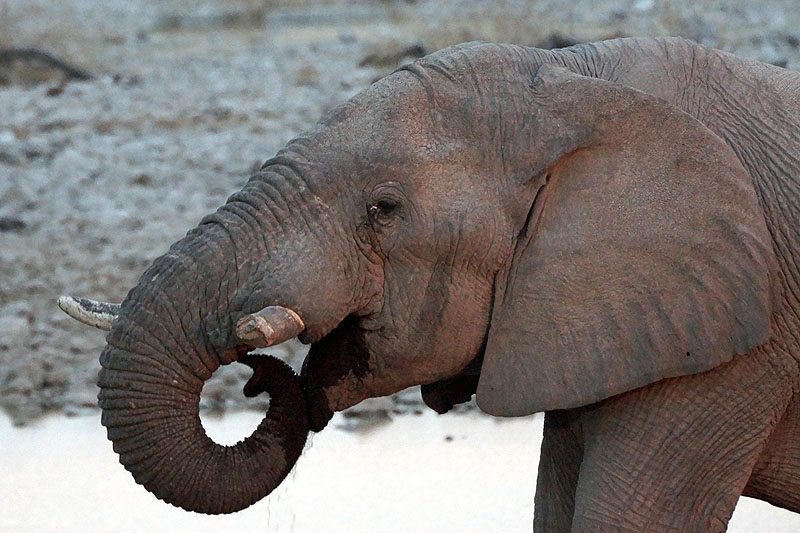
{"left": 131, "top": 173, "right": 152, "bottom": 186}
{"left": 539, "top": 34, "right": 580, "bottom": 50}
{"left": 0, "top": 217, "right": 25, "bottom": 232}
{"left": 22, "top": 145, "right": 45, "bottom": 159}
{"left": 780, "top": 33, "right": 800, "bottom": 48}
{"left": 0, "top": 149, "right": 20, "bottom": 165}
{"left": 359, "top": 43, "right": 427, "bottom": 67}
{"left": 46, "top": 84, "right": 65, "bottom": 97}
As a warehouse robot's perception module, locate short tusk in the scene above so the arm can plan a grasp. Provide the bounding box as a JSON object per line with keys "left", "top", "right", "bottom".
{"left": 236, "top": 306, "right": 305, "bottom": 348}
{"left": 57, "top": 295, "right": 120, "bottom": 331}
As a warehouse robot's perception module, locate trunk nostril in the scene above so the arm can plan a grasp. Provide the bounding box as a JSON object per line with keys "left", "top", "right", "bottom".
{"left": 239, "top": 352, "right": 279, "bottom": 398}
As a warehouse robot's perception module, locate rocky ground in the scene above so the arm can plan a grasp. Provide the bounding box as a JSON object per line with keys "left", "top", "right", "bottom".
{"left": 2, "top": 0, "right": 799, "bottom": 425}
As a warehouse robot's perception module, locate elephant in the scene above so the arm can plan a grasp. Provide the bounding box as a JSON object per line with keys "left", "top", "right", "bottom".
{"left": 59, "top": 36, "right": 800, "bottom": 531}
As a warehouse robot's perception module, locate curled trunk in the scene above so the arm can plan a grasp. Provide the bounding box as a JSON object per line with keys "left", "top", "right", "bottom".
{"left": 95, "top": 214, "right": 313, "bottom": 514}
{"left": 92, "top": 162, "right": 356, "bottom": 513}
{"left": 98, "top": 343, "right": 308, "bottom": 514}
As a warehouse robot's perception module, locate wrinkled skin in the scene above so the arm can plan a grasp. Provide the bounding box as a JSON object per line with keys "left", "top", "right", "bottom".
{"left": 96, "top": 37, "right": 800, "bottom": 530}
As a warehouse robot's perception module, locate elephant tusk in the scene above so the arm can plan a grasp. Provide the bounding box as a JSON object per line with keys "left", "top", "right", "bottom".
{"left": 236, "top": 306, "right": 305, "bottom": 348}
{"left": 57, "top": 295, "right": 120, "bottom": 331}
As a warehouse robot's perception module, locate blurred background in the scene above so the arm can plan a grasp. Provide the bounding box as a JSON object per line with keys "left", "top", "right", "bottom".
{"left": 2, "top": 1, "right": 800, "bottom": 530}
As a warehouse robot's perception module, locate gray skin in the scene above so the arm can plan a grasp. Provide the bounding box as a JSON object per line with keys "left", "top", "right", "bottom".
{"left": 94, "top": 37, "right": 800, "bottom": 530}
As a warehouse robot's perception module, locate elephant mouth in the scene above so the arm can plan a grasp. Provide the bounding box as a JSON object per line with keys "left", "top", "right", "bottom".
{"left": 229, "top": 349, "right": 333, "bottom": 434}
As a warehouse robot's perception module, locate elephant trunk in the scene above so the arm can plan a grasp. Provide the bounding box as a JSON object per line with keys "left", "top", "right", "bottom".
{"left": 98, "top": 344, "right": 308, "bottom": 514}
{"left": 91, "top": 157, "right": 364, "bottom": 512}
{"left": 95, "top": 189, "right": 328, "bottom": 514}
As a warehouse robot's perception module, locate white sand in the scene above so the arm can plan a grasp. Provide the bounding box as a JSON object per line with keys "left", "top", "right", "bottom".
{"left": 2, "top": 411, "right": 799, "bottom": 532}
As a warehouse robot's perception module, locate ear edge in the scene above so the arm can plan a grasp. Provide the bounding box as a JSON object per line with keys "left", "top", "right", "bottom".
{"left": 476, "top": 310, "right": 772, "bottom": 418}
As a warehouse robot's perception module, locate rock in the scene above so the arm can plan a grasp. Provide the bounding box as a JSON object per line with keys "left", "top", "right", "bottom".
{"left": 359, "top": 43, "right": 426, "bottom": 67}
{"left": 538, "top": 34, "right": 580, "bottom": 50}
{"left": 130, "top": 173, "right": 152, "bottom": 186}
{"left": 0, "top": 217, "right": 25, "bottom": 232}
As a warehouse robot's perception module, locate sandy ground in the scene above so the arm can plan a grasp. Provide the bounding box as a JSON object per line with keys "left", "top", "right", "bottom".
{"left": 2, "top": 410, "right": 800, "bottom": 532}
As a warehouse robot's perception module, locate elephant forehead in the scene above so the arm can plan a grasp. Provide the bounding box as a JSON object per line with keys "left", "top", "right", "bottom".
{"left": 319, "top": 72, "right": 469, "bottom": 163}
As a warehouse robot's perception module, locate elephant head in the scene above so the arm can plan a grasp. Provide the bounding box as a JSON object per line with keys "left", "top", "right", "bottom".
{"left": 61, "top": 42, "right": 779, "bottom": 514}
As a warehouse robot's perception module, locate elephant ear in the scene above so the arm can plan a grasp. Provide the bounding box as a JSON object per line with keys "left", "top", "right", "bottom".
{"left": 476, "top": 65, "right": 780, "bottom": 416}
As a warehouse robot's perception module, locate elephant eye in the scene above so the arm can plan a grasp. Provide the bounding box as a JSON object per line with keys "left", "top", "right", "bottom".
{"left": 368, "top": 198, "right": 399, "bottom": 225}
{"left": 375, "top": 199, "right": 398, "bottom": 212}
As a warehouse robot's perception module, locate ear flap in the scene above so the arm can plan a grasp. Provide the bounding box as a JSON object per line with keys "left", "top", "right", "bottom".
{"left": 477, "top": 65, "right": 780, "bottom": 416}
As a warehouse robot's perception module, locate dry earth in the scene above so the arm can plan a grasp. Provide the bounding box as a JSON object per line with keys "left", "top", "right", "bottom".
{"left": 2, "top": 0, "right": 800, "bottom": 425}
